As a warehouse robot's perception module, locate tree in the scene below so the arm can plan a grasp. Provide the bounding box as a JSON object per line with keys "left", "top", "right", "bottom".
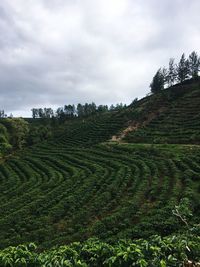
{"left": 0, "top": 110, "right": 7, "bottom": 118}
{"left": 161, "top": 67, "right": 168, "bottom": 86}
{"left": 28, "top": 125, "right": 52, "bottom": 145}
{"left": 97, "top": 105, "right": 108, "bottom": 113}
{"left": 43, "top": 108, "right": 54, "bottom": 118}
{"left": 38, "top": 108, "right": 44, "bottom": 118}
{"left": 115, "top": 103, "right": 126, "bottom": 110}
{"left": 7, "top": 118, "right": 29, "bottom": 149}
{"left": 31, "top": 108, "right": 39, "bottom": 119}
{"left": 188, "top": 51, "right": 200, "bottom": 80}
{"left": 89, "top": 102, "right": 97, "bottom": 115}
{"left": 176, "top": 53, "right": 189, "bottom": 83}
{"left": 166, "top": 58, "right": 176, "bottom": 87}
{"left": 77, "top": 104, "right": 84, "bottom": 117}
{"left": 56, "top": 107, "right": 65, "bottom": 120}
{"left": 64, "top": 105, "right": 75, "bottom": 118}
{"left": 109, "top": 104, "right": 115, "bottom": 111}
{"left": 150, "top": 68, "right": 165, "bottom": 93}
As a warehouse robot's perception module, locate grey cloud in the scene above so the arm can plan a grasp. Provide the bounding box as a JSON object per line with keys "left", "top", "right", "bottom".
{"left": 0, "top": 0, "right": 199, "bottom": 116}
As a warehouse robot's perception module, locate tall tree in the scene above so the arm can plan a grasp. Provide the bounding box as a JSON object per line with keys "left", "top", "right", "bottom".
{"left": 38, "top": 108, "right": 44, "bottom": 118}
{"left": 150, "top": 68, "right": 165, "bottom": 93}
{"left": 44, "top": 108, "right": 54, "bottom": 118}
{"left": 77, "top": 104, "right": 84, "bottom": 117}
{"left": 56, "top": 107, "right": 65, "bottom": 120}
{"left": 166, "top": 58, "right": 176, "bottom": 87}
{"left": 31, "top": 108, "right": 39, "bottom": 119}
{"left": 188, "top": 51, "right": 200, "bottom": 80}
{"left": 109, "top": 104, "right": 115, "bottom": 111}
{"left": 97, "top": 105, "right": 108, "bottom": 113}
{"left": 161, "top": 67, "right": 168, "bottom": 86}
{"left": 176, "top": 53, "right": 189, "bottom": 83}
{"left": 64, "top": 105, "right": 75, "bottom": 117}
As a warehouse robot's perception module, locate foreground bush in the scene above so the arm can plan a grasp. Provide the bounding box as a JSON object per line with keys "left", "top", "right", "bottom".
{"left": 0, "top": 234, "right": 199, "bottom": 266}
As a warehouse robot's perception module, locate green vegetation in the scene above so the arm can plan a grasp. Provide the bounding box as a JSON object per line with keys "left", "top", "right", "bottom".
{"left": 0, "top": 135, "right": 200, "bottom": 249}
{"left": 0, "top": 233, "right": 199, "bottom": 266}
{"left": 0, "top": 123, "right": 12, "bottom": 156}
{"left": 0, "top": 77, "right": 200, "bottom": 265}
{"left": 31, "top": 102, "right": 126, "bottom": 120}
{"left": 0, "top": 118, "right": 29, "bottom": 157}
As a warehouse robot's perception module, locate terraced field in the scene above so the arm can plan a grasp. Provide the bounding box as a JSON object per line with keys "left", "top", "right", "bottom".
{"left": 0, "top": 109, "right": 200, "bottom": 249}
{"left": 124, "top": 83, "right": 200, "bottom": 144}
{"left": 0, "top": 83, "right": 200, "bottom": 251}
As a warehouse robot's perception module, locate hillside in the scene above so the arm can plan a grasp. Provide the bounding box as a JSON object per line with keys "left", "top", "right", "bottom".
{"left": 114, "top": 79, "right": 200, "bottom": 144}
{"left": 0, "top": 80, "right": 199, "bottom": 266}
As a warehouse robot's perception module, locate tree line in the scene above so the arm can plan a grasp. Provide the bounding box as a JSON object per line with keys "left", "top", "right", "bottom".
{"left": 150, "top": 51, "right": 200, "bottom": 93}
{"left": 0, "top": 102, "right": 126, "bottom": 155}
{"left": 31, "top": 102, "right": 126, "bottom": 119}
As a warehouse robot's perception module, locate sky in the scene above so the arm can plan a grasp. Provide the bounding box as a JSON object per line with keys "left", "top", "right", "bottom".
{"left": 0, "top": 0, "right": 200, "bottom": 117}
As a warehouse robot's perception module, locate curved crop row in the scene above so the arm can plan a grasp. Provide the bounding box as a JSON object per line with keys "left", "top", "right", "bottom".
{"left": 0, "top": 139, "right": 199, "bottom": 248}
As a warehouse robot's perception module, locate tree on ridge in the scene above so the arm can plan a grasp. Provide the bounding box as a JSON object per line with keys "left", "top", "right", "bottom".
{"left": 150, "top": 68, "right": 165, "bottom": 94}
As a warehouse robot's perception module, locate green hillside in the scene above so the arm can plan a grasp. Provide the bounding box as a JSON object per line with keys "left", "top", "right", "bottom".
{"left": 121, "top": 80, "right": 200, "bottom": 144}
{"left": 0, "top": 80, "right": 200, "bottom": 265}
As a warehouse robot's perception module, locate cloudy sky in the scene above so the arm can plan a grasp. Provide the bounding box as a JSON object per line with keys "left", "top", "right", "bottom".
{"left": 0, "top": 0, "right": 199, "bottom": 116}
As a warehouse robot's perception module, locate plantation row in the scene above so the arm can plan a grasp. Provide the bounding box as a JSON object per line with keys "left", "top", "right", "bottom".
{"left": 0, "top": 139, "right": 200, "bottom": 248}
{"left": 0, "top": 234, "right": 199, "bottom": 266}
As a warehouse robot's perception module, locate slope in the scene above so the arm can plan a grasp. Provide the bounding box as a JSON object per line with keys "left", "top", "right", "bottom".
{"left": 120, "top": 79, "right": 200, "bottom": 144}
{"left": 0, "top": 80, "right": 199, "bottom": 250}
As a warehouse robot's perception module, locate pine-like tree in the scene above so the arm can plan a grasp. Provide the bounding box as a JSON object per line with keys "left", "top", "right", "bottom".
{"left": 188, "top": 51, "right": 200, "bottom": 80}
{"left": 166, "top": 58, "right": 176, "bottom": 87}
{"left": 176, "top": 53, "right": 189, "bottom": 83}
{"left": 161, "top": 67, "right": 168, "bottom": 86}
{"left": 150, "top": 68, "right": 165, "bottom": 94}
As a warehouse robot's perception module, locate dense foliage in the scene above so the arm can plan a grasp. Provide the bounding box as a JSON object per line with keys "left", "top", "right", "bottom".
{"left": 0, "top": 118, "right": 30, "bottom": 156}
{"left": 0, "top": 234, "right": 199, "bottom": 266}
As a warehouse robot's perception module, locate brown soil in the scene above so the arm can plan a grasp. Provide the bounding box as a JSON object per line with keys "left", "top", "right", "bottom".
{"left": 111, "top": 106, "right": 168, "bottom": 142}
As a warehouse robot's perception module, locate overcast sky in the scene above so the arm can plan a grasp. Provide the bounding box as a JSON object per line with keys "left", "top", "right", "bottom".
{"left": 0, "top": 0, "right": 199, "bottom": 117}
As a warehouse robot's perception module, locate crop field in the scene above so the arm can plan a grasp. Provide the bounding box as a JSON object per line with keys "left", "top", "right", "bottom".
{"left": 0, "top": 85, "right": 200, "bottom": 265}
{"left": 0, "top": 112, "right": 200, "bottom": 249}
